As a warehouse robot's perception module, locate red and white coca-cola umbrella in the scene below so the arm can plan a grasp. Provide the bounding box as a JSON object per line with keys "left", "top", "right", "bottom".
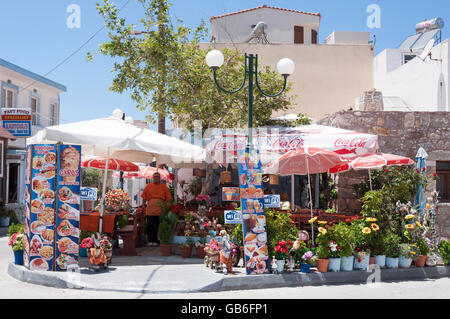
{"left": 81, "top": 156, "right": 139, "bottom": 172}
{"left": 205, "top": 124, "right": 378, "bottom": 165}
{"left": 264, "top": 147, "right": 348, "bottom": 245}
{"left": 112, "top": 165, "right": 173, "bottom": 182}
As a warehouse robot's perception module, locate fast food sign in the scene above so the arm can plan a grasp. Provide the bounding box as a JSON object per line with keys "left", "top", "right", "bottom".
{"left": 1, "top": 108, "right": 31, "bottom": 137}
{"left": 238, "top": 149, "right": 269, "bottom": 275}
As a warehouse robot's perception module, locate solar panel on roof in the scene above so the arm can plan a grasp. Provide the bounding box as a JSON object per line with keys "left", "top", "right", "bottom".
{"left": 398, "top": 34, "right": 421, "bottom": 49}
{"left": 411, "top": 29, "right": 439, "bottom": 50}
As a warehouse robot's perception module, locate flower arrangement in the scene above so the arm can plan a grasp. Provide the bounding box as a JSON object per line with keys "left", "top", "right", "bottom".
{"left": 204, "top": 238, "right": 221, "bottom": 254}
{"left": 196, "top": 194, "right": 212, "bottom": 207}
{"left": 301, "top": 251, "right": 316, "bottom": 265}
{"left": 327, "top": 240, "right": 342, "bottom": 258}
{"left": 8, "top": 232, "right": 24, "bottom": 251}
{"left": 169, "top": 203, "right": 183, "bottom": 214}
{"left": 101, "top": 237, "right": 112, "bottom": 250}
{"left": 399, "top": 243, "right": 420, "bottom": 260}
{"left": 80, "top": 237, "right": 94, "bottom": 249}
{"left": 290, "top": 239, "right": 307, "bottom": 264}
{"left": 105, "top": 188, "right": 130, "bottom": 211}
{"left": 274, "top": 241, "right": 292, "bottom": 260}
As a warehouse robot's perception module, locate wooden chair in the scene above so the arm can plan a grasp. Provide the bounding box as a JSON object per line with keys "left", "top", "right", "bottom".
{"left": 117, "top": 211, "right": 138, "bottom": 256}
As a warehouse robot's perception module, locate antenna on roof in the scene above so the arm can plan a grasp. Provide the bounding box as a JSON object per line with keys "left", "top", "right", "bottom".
{"left": 245, "top": 21, "right": 270, "bottom": 44}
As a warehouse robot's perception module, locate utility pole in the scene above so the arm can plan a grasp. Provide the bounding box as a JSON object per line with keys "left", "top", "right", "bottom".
{"left": 157, "top": 0, "right": 166, "bottom": 134}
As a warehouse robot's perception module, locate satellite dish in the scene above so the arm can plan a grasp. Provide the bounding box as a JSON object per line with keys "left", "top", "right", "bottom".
{"left": 246, "top": 21, "right": 269, "bottom": 44}
{"left": 419, "top": 38, "right": 435, "bottom": 61}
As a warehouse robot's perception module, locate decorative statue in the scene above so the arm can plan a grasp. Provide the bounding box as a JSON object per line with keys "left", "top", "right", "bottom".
{"left": 219, "top": 230, "right": 233, "bottom": 275}
{"left": 424, "top": 192, "right": 444, "bottom": 266}
{"left": 288, "top": 256, "right": 295, "bottom": 273}
{"left": 271, "top": 256, "right": 278, "bottom": 274}
{"left": 89, "top": 233, "right": 107, "bottom": 271}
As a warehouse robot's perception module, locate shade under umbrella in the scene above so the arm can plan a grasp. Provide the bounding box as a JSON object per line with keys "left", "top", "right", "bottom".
{"left": 82, "top": 156, "right": 139, "bottom": 172}
{"left": 112, "top": 166, "right": 173, "bottom": 182}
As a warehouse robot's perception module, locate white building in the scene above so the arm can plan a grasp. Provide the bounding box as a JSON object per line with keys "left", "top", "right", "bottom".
{"left": 0, "top": 57, "right": 66, "bottom": 208}
{"left": 204, "top": 4, "right": 374, "bottom": 121}
{"left": 372, "top": 19, "right": 449, "bottom": 111}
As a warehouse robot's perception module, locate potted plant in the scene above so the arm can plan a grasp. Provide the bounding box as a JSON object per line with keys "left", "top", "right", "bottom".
{"left": 101, "top": 236, "right": 113, "bottom": 264}
{"left": 195, "top": 236, "right": 207, "bottom": 259}
{"left": 274, "top": 241, "right": 290, "bottom": 273}
{"left": 80, "top": 237, "right": 94, "bottom": 257}
{"left": 331, "top": 223, "right": 354, "bottom": 272}
{"left": 384, "top": 232, "right": 401, "bottom": 269}
{"left": 300, "top": 251, "right": 316, "bottom": 273}
{"left": 414, "top": 236, "right": 429, "bottom": 267}
{"left": 315, "top": 225, "right": 330, "bottom": 272}
{"left": 399, "top": 243, "right": 419, "bottom": 268}
{"left": 350, "top": 218, "right": 377, "bottom": 270}
{"left": 438, "top": 239, "right": 449, "bottom": 266}
{"left": 8, "top": 232, "right": 24, "bottom": 265}
{"left": 159, "top": 221, "right": 173, "bottom": 256}
{"left": 179, "top": 233, "right": 194, "bottom": 258}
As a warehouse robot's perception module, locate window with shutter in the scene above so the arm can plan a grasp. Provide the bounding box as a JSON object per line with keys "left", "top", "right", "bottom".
{"left": 294, "top": 26, "right": 304, "bottom": 44}
{"left": 312, "top": 29, "right": 318, "bottom": 44}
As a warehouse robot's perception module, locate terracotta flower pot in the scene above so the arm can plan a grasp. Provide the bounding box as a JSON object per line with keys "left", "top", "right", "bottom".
{"left": 196, "top": 246, "right": 206, "bottom": 259}
{"left": 180, "top": 246, "right": 192, "bottom": 258}
{"left": 414, "top": 255, "right": 427, "bottom": 267}
{"left": 160, "top": 244, "right": 172, "bottom": 256}
{"left": 369, "top": 256, "right": 375, "bottom": 265}
{"left": 316, "top": 258, "right": 329, "bottom": 272}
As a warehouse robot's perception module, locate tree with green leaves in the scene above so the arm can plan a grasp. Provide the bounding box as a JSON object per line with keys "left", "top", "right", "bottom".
{"left": 88, "top": 0, "right": 296, "bottom": 133}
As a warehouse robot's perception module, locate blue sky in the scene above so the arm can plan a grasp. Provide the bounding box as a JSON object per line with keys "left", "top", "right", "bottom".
{"left": 0, "top": 0, "right": 448, "bottom": 130}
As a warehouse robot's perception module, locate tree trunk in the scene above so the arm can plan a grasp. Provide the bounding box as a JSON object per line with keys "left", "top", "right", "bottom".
{"left": 201, "top": 163, "right": 214, "bottom": 195}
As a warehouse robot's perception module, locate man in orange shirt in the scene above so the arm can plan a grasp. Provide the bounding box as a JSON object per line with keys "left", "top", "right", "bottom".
{"left": 141, "top": 172, "right": 172, "bottom": 246}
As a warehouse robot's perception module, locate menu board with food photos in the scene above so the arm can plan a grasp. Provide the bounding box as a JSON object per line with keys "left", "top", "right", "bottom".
{"left": 23, "top": 145, "right": 32, "bottom": 269}
{"left": 54, "top": 144, "right": 81, "bottom": 271}
{"left": 28, "top": 144, "right": 57, "bottom": 271}
{"left": 237, "top": 149, "right": 269, "bottom": 275}
{"left": 23, "top": 144, "right": 81, "bottom": 271}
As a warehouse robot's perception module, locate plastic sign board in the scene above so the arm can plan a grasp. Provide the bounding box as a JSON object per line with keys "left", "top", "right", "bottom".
{"left": 81, "top": 187, "right": 98, "bottom": 201}
{"left": 222, "top": 187, "right": 240, "bottom": 201}
{"left": 1, "top": 108, "right": 32, "bottom": 137}
{"left": 238, "top": 149, "right": 269, "bottom": 275}
{"left": 264, "top": 195, "right": 280, "bottom": 208}
{"left": 224, "top": 210, "right": 242, "bottom": 224}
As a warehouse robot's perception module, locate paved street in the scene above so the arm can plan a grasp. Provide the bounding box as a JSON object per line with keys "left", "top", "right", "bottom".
{"left": 1, "top": 228, "right": 449, "bottom": 299}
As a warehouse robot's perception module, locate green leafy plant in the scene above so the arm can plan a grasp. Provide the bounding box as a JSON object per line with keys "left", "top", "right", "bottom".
{"left": 265, "top": 209, "right": 297, "bottom": 257}
{"left": 7, "top": 223, "right": 23, "bottom": 238}
{"left": 8, "top": 232, "right": 24, "bottom": 251}
{"left": 415, "top": 236, "right": 430, "bottom": 256}
{"left": 438, "top": 240, "right": 449, "bottom": 266}
{"left": 383, "top": 232, "right": 401, "bottom": 258}
{"left": 181, "top": 235, "right": 195, "bottom": 248}
{"left": 158, "top": 221, "right": 172, "bottom": 245}
{"left": 230, "top": 223, "right": 243, "bottom": 247}
{"left": 399, "top": 243, "right": 420, "bottom": 260}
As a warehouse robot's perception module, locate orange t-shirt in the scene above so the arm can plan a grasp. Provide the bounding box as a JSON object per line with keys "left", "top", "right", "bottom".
{"left": 141, "top": 183, "right": 172, "bottom": 216}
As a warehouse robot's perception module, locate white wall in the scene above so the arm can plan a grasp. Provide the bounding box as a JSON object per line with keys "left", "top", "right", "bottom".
{"left": 374, "top": 39, "right": 449, "bottom": 111}
{"left": 210, "top": 7, "right": 320, "bottom": 44}
{"left": 325, "top": 31, "right": 370, "bottom": 45}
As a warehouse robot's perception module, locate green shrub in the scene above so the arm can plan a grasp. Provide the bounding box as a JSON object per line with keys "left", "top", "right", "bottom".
{"left": 230, "top": 223, "right": 243, "bottom": 246}
{"left": 158, "top": 221, "right": 172, "bottom": 244}
{"left": 384, "top": 232, "right": 401, "bottom": 258}
{"left": 7, "top": 223, "right": 23, "bottom": 237}
{"left": 415, "top": 236, "right": 430, "bottom": 256}
{"left": 265, "top": 209, "right": 297, "bottom": 257}
{"left": 438, "top": 240, "right": 449, "bottom": 266}
{"left": 399, "top": 243, "right": 420, "bottom": 259}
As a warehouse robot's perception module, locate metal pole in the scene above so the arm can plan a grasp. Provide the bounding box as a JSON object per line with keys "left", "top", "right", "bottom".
{"left": 247, "top": 54, "right": 254, "bottom": 150}
{"left": 306, "top": 158, "right": 314, "bottom": 246}
{"left": 368, "top": 169, "right": 373, "bottom": 191}
{"left": 99, "top": 147, "right": 111, "bottom": 234}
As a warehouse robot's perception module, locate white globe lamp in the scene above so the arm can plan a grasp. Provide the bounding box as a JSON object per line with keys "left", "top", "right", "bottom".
{"left": 205, "top": 50, "right": 224, "bottom": 69}
{"left": 112, "top": 108, "right": 124, "bottom": 119}
{"left": 277, "top": 58, "right": 295, "bottom": 76}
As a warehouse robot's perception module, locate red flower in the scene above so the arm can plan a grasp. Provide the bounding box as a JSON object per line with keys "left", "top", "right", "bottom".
{"left": 422, "top": 167, "right": 426, "bottom": 171}
{"left": 384, "top": 169, "right": 388, "bottom": 173}
{"left": 287, "top": 240, "right": 293, "bottom": 247}
{"left": 358, "top": 258, "right": 362, "bottom": 263}
{"left": 337, "top": 246, "right": 341, "bottom": 250}
{"left": 345, "top": 219, "right": 351, "bottom": 222}
{"left": 416, "top": 169, "right": 420, "bottom": 173}
{"left": 433, "top": 173, "right": 437, "bottom": 177}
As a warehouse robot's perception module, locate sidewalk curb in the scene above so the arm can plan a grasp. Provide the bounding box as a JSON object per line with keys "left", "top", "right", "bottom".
{"left": 8, "top": 263, "right": 450, "bottom": 293}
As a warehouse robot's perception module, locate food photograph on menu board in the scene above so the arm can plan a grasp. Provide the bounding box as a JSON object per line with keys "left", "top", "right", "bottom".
{"left": 23, "top": 145, "right": 32, "bottom": 269}
{"left": 237, "top": 149, "right": 269, "bottom": 275}
{"left": 28, "top": 144, "right": 57, "bottom": 271}
{"left": 54, "top": 145, "right": 81, "bottom": 271}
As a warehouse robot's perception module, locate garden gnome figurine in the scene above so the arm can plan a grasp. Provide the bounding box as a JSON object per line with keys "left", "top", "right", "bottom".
{"left": 288, "top": 256, "right": 295, "bottom": 273}
{"left": 89, "top": 233, "right": 107, "bottom": 271}
{"left": 219, "top": 230, "right": 233, "bottom": 275}
{"left": 271, "top": 256, "right": 278, "bottom": 274}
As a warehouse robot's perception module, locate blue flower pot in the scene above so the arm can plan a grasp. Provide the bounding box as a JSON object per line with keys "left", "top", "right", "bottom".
{"left": 0, "top": 216, "right": 10, "bottom": 227}
{"left": 386, "top": 257, "right": 399, "bottom": 269}
{"left": 14, "top": 250, "right": 23, "bottom": 265}
{"left": 374, "top": 255, "right": 386, "bottom": 268}
{"left": 79, "top": 247, "right": 87, "bottom": 257}
{"left": 328, "top": 258, "right": 341, "bottom": 272}
{"left": 300, "top": 263, "right": 311, "bottom": 273}
{"left": 340, "top": 256, "right": 354, "bottom": 271}
{"left": 399, "top": 256, "right": 412, "bottom": 268}
{"left": 354, "top": 255, "right": 370, "bottom": 270}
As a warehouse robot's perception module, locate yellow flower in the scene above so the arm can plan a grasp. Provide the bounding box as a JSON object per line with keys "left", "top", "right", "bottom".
{"left": 366, "top": 217, "right": 377, "bottom": 222}
{"left": 318, "top": 227, "right": 327, "bottom": 235}
{"left": 362, "top": 227, "right": 372, "bottom": 234}
{"left": 308, "top": 217, "right": 318, "bottom": 224}
{"left": 405, "top": 224, "right": 415, "bottom": 229}
{"left": 411, "top": 251, "right": 416, "bottom": 255}
{"left": 415, "top": 221, "right": 423, "bottom": 228}
{"left": 371, "top": 223, "right": 380, "bottom": 231}
{"left": 318, "top": 221, "right": 327, "bottom": 225}
{"left": 405, "top": 214, "right": 415, "bottom": 220}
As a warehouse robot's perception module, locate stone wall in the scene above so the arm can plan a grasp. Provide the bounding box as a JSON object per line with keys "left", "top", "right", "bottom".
{"left": 318, "top": 111, "right": 450, "bottom": 238}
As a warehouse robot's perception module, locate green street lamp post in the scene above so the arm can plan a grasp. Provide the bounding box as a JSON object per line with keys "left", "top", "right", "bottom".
{"left": 205, "top": 50, "right": 295, "bottom": 150}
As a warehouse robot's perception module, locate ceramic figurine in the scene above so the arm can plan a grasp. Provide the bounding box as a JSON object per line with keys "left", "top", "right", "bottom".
{"left": 288, "top": 256, "right": 295, "bottom": 273}
{"left": 219, "top": 230, "right": 233, "bottom": 275}
{"left": 271, "top": 256, "right": 278, "bottom": 274}
{"left": 89, "top": 233, "right": 107, "bottom": 271}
